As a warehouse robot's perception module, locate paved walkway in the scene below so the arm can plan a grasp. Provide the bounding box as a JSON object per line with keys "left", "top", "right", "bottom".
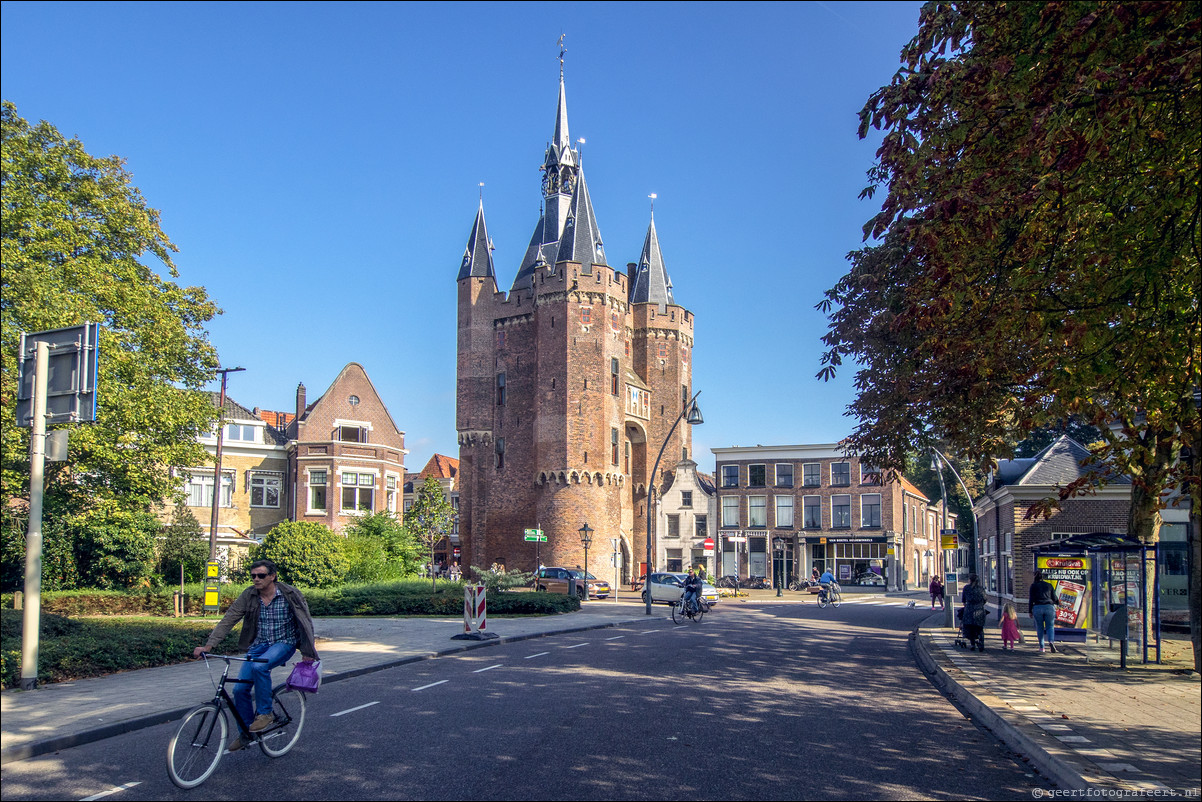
{"left": 913, "top": 605, "right": 1200, "bottom": 795}
{"left": 4, "top": 589, "right": 1199, "bottom": 798}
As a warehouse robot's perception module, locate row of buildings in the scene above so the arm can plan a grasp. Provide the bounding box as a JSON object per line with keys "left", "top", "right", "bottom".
{"left": 179, "top": 62, "right": 1188, "bottom": 648}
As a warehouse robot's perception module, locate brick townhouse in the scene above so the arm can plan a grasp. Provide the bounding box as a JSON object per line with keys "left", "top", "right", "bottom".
{"left": 712, "top": 444, "right": 957, "bottom": 590}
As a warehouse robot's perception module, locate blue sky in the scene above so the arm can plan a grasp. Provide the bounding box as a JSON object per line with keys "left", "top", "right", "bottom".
{"left": 2, "top": 0, "right": 923, "bottom": 471}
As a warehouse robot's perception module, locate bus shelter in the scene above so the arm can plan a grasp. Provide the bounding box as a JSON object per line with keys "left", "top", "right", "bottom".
{"left": 1030, "top": 532, "right": 1160, "bottom": 664}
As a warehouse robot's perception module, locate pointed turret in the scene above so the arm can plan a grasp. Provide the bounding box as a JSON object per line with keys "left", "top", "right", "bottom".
{"left": 511, "top": 212, "right": 553, "bottom": 292}
{"left": 541, "top": 73, "right": 580, "bottom": 245}
{"left": 457, "top": 200, "right": 496, "bottom": 281}
{"left": 554, "top": 170, "right": 606, "bottom": 274}
{"left": 630, "top": 213, "right": 673, "bottom": 305}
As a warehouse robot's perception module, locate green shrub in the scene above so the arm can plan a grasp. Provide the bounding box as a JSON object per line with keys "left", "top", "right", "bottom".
{"left": 2, "top": 506, "right": 80, "bottom": 592}
{"left": 158, "top": 502, "right": 209, "bottom": 585}
{"left": 254, "top": 521, "right": 347, "bottom": 588}
{"left": 0, "top": 609, "right": 239, "bottom": 689}
{"left": 71, "top": 504, "right": 159, "bottom": 589}
{"left": 341, "top": 511, "right": 419, "bottom": 581}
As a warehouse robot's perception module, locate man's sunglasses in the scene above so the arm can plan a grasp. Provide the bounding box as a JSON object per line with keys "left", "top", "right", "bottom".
{"left": 250, "top": 572, "right": 271, "bottom": 579}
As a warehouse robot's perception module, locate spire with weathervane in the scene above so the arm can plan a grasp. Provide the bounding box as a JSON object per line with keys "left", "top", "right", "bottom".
{"left": 457, "top": 188, "right": 496, "bottom": 282}
{"left": 630, "top": 203, "right": 673, "bottom": 306}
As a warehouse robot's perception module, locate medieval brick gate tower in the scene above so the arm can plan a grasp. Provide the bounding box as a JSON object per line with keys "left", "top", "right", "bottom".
{"left": 455, "top": 63, "right": 697, "bottom": 584}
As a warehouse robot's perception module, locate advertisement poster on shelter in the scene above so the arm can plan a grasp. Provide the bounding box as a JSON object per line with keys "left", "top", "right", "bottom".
{"left": 1035, "top": 555, "right": 1091, "bottom": 630}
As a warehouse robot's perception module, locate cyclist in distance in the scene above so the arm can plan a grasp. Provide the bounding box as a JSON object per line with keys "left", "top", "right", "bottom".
{"left": 193, "top": 559, "right": 318, "bottom": 751}
{"left": 681, "top": 568, "right": 703, "bottom": 613}
{"left": 818, "top": 567, "right": 836, "bottom": 602}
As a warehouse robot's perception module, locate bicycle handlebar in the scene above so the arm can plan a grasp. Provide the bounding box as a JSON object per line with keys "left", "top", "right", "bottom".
{"left": 199, "top": 652, "right": 268, "bottom": 664}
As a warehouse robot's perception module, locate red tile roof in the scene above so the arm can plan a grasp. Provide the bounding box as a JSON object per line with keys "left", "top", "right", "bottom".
{"left": 896, "top": 476, "right": 930, "bottom": 502}
{"left": 417, "top": 454, "right": 459, "bottom": 481}
{"left": 257, "top": 409, "right": 295, "bottom": 428}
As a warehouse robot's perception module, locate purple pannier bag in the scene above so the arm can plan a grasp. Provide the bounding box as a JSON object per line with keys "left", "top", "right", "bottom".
{"left": 286, "top": 659, "right": 321, "bottom": 693}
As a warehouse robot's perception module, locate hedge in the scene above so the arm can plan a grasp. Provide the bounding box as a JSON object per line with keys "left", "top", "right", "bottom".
{"left": 1, "top": 580, "right": 581, "bottom": 619}
{"left": 0, "top": 609, "right": 239, "bottom": 689}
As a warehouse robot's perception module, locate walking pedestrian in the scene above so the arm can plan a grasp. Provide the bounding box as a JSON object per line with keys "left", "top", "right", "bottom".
{"left": 1029, "top": 570, "right": 1060, "bottom": 653}
{"left": 929, "top": 575, "right": 945, "bottom": 610}
{"left": 1000, "top": 602, "right": 1023, "bottom": 650}
{"left": 961, "top": 573, "right": 988, "bottom": 652}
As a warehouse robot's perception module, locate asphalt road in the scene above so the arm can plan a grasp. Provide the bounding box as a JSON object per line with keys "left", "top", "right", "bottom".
{"left": 0, "top": 599, "right": 1044, "bottom": 800}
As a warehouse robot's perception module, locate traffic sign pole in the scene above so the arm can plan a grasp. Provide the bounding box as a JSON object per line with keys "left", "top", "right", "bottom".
{"left": 20, "top": 341, "right": 48, "bottom": 690}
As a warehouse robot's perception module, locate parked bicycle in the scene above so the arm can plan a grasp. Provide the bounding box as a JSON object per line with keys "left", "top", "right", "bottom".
{"left": 816, "top": 581, "right": 842, "bottom": 609}
{"left": 166, "top": 654, "right": 307, "bottom": 789}
{"left": 671, "top": 595, "right": 709, "bottom": 624}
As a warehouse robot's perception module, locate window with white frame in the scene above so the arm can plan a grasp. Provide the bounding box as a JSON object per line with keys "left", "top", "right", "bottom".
{"left": 694, "top": 515, "right": 707, "bottom": 539}
{"left": 775, "top": 495, "right": 794, "bottom": 527}
{"left": 831, "top": 462, "right": 851, "bottom": 486}
{"left": 721, "top": 465, "right": 739, "bottom": 488}
{"left": 748, "top": 464, "right": 766, "bottom": 488}
{"left": 832, "top": 495, "right": 851, "bottom": 528}
{"left": 224, "top": 424, "right": 257, "bottom": 443}
{"left": 667, "top": 514, "right": 680, "bottom": 538}
{"left": 775, "top": 463, "right": 794, "bottom": 487}
{"left": 681, "top": 490, "right": 693, "bottom": 508}
{"left": 338, "top": 425, "right": 367, "bottom": 443}
{"left": 341, "top": 472, "right": 375, "bottom": 512}
{"left": 803, "top": 496, "right": 821, "bottom": 528}
{"left": 309, "top": 470, "right": 327, "bottom": 512}
{"left": 802, "top": 463, "right": 821, "bottom": 487}
{"left": 186, "top": 472, "right": 233, "bottom": 508}
{"left": 861, "top": 493, "right": 882, "bottom": 528}
{"left": 860, "top": 464, "right": 881, "bottom": 484}
{"left": 250, "top": 472, "right": 281, "bottom": 508}
{"left": 721, "top": 496, "right": 739, "bottom": 527}
{"left": 748, "top": 495, "right": 767, "bottom": 527}
{"left": 386, "top": 475, "right": 398, "bottom": 513}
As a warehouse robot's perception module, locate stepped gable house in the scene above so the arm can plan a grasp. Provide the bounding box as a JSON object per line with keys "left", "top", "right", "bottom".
{"left": 456, "top": 67, "right": 696, "bottom": 580}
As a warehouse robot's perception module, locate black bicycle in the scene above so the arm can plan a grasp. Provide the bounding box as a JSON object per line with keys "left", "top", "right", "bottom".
{"left": 816, "top": 582, "right": 843, "bottom": 609}
{"left": 671, "top": 595, "right": 709, "bottom": 624}
{"left": 166, "top": 654, "right": 307, "bottom": 788}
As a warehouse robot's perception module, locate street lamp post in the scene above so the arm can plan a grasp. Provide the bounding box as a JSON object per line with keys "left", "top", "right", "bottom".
{"left": 579, "top": 522, "right": 593, "bottom": 603}
{"left": 646, "top": 392, "right": 704, "bottom": 616}
{"left": 774, "top": 536, "right": 784, "bottom": 597}
{"left": 208, "top": 366, "right": 245, "bottom": 562}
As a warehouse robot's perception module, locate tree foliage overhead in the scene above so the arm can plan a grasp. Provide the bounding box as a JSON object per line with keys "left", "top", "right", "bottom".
{"left": 818, "top": 2, "right": 1200, "bottom": 538}
{"left": 1, "top": 101, "right": 220, "bottom": 514}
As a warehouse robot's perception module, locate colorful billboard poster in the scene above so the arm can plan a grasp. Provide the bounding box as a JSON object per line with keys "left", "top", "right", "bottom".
{"left": 1035, "top": 555, "right": 1091, "bottom": 630}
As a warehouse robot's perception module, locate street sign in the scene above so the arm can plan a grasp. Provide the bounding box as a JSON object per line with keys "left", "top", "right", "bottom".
{"left": 203, "top": 560, "right": 220, "bottom": 612}
{"left": 16, "top": 323, "right": 100, "bottom": 427}
{"left": 702, "top": 537, "right": 715, "bottom": 555}
{"left": 727, "top": 536, "right": 747, "bottom": 543}
{"left": 940, "top": 528, "right": 958, "bottom": 535}
{"left": 523, "top": 528, "right": 547, "bottom": 542}
{"left": 941, "top": 534, "right": 959, "bottom": 549}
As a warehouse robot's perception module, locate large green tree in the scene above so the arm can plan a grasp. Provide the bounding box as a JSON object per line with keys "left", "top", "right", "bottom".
{"left": 1, "top": 102, "right": 220, "bottom": 522}
{"left": 817, "top": 3, "right": 1200, "bottom": 664}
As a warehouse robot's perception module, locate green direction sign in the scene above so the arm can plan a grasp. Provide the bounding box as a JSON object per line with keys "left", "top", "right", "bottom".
{"left": 524, "top": 528, "right": 547, "bottom": 542}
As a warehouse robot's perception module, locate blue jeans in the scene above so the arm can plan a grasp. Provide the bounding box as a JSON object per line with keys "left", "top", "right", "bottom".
{"left": 1032, "top": 604, "right": 1056, "bottom": 647}
{"left": 682, "top": 590, "right": 699, "bottom": 611}
{"left": 234, "top": 641, "right": 296, "bottom": 725}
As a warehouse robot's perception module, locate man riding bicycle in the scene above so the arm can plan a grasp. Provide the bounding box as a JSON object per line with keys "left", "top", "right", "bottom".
{"left": 681, "top": 568, "right": 703, "bottom": 614}
{"left": 818, "top": 568, "right": 838, "bottom": 602}
{"left": 193, "top": 559, "right": 318, "bottom": 752}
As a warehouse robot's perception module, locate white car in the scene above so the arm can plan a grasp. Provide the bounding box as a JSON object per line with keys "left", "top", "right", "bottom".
{"left": 856, "top": 572, "right": 886, "bottom": 586}
{"left": 640, "top": 572, "right": 719, "bottom": 606}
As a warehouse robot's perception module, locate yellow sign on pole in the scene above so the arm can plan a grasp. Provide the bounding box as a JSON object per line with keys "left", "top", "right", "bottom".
{"left": 941, "top": 534, "right": 958, "bottom": 550}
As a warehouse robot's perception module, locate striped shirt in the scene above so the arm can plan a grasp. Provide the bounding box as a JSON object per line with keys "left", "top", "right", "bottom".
{"left": 252, "top": 588, "right": 298, "bottom": 648}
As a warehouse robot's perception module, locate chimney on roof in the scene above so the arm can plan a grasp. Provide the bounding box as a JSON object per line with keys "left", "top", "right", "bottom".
{"left": 296, "top": 383, "right": 306, "bottom": 421}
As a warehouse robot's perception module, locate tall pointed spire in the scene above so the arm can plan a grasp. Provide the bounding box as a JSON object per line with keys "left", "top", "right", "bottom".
{"left": 555, "top": 169, "right": 606, "bottom": 273}
{"left": 630, "top": 212, "right": 673, "bottom": 305}
{"left": 457, "top": 199, "right": 496, "bottom": 281}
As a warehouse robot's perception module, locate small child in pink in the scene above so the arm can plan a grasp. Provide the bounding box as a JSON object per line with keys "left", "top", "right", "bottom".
{"left": 1001, "top": 602, "right": 1022, "bottom": 650}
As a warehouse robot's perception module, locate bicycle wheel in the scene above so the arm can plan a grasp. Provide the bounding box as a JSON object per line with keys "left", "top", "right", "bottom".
{"left": 167, "top": 703, "right": 227, "bottom": 789}
{"left": 817, "top": 594, "right": 829, "bottom": 609}
{"left": 692, "top": 602, "right": 705, "bottom": 622}
{"left": 259, "top": 683, "right": 307, "bottom": 758}
{"left": 832, "top": 593, "right": 842, "bottom": 609}
{"left": 671, "top": 599, "right": 684, "bottom": 624}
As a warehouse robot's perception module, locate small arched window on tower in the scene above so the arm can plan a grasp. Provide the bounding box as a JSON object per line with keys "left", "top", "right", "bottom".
{"left": 495, "top": 438, "right": 505, "bottom": 471}
{"left": 658, "top": 342, "right": 669, "bottom": 360}
{"left": 611, "top": 358, "right": 620, "bottom": 395}
{"left": 611, "top": 428, "right": 619, "bottom": 466}
{"left": 496, "top": 373, "right": 506, "bottom": 406}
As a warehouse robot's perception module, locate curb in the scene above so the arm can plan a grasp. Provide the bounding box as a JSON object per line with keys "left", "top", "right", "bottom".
{"left": 0, "top": 615, "right": 657, "bottom": 765}
{"left": 911, "top": 618, "right": 1127, "bottom": 793}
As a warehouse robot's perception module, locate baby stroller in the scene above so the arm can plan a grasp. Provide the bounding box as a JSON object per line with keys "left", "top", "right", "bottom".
{"left": 954, "top": 607, "right": 969, "bottom": 648}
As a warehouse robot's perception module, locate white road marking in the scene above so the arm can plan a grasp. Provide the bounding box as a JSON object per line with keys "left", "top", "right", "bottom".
{"left": 604, "top": 635, "right": 625, "bottom": 640}
{"left": 524, "top": 652, "right": 550, "bottom": 659}
{"left": 331, "top": 701, "right": 380, "bottom": 717}
{"left": 412, "top": 680, "right": 449, "bottom": 691}
{"left": 80, "top": 783, "right": 141, "bottom": 801}
{"left": 473, "top": 664, "right": 503, "bottom": 673}
{"left": 563, "top": 643, "right": 588, "bottom": 649}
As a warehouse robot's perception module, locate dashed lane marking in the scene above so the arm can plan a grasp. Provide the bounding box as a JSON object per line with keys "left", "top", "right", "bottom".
{"left": 331, "top": 701, "right": 380, "bottom": 717}
{"left": 412, "top": 680, "right": 449, "bottom": 691}
{"left": 524, "top": 652, "right": 549, "bottom": 659}
{"left": 473, "top": 664, "right": 503, "bottom": 673}
{"left": 563, "top": 643, "right": 588, "bottom": 649}
{"left": 80, "top": 782, "right": 141, "bottom": 801}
